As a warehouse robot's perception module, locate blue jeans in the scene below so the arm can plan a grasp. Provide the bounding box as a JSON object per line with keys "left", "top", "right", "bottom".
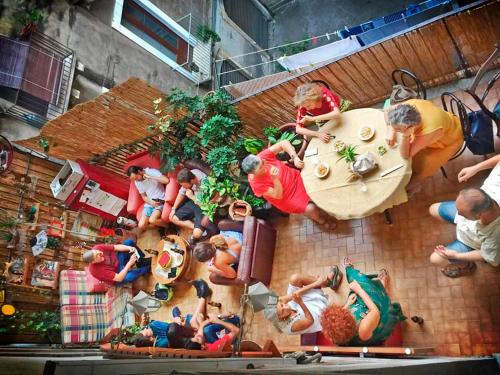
{"left": 116, "top": 239, "right": 150, "bottom": 284}
{"left": 203, "top": 315, "right": 240, "bottom": 344}
{"left": 437, "top": 201, "right": 473, "bottom": 261}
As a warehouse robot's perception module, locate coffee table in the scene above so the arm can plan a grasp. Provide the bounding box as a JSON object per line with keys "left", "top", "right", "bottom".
{"left": 301, "top": 108, "right": 412, "bottom": 220}
{"left": 153, "top": 235, "right": 191, "bottom": 285}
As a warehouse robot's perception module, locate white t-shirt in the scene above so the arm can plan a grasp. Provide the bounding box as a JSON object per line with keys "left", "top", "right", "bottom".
{"left": 134, "top": 168, "right": 166, "bottom": 201}
{"left": 179, "top": 169, "right": 207, "bottom": 197}
{"left": 455, "top": 164, "right": 500, "bottom": 266}
{"left": 482, "top": 162, "right": 500, "bottom": 205}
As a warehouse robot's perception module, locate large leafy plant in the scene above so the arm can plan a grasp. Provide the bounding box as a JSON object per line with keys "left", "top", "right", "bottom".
{"left": 198, "top": 115, "right": 240, "bottom": 148}
{"left": 207, "top": 146, "right": 237, "bottom": 178}
{"left": 197, "top": 176, "right": 240, "bottom": 220}
{"left": 263, "top": 126, "right": 301, "bottom": 146}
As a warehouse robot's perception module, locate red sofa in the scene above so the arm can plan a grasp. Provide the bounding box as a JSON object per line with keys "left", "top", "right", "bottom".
{"left": 124, "top": 151, "right": 179, "bottom": 224}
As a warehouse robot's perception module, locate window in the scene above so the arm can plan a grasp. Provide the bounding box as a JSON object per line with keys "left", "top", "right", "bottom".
{"left": 223, "top": 0, "right": 269, "bottom": 48}
{"left": 219, "top": 59, "right": 250, "bottom": 87}
{"left": 112, "top": 0, "right": 196, "bottom": 81}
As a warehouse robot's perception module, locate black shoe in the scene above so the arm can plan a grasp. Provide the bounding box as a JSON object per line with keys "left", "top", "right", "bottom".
{"left": 191, "top": 279, "right": 212, "bottom": 299}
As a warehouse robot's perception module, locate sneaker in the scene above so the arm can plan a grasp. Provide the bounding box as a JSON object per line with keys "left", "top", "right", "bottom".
{"left": 172, "top": 306, "right": 181, "bottom": 318}
{"left": 191, "top": 279, "right": 212, "bottom": 299}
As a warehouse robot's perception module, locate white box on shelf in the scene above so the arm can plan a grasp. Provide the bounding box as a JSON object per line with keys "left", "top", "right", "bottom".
{"left": 50, "top": 160, "right": 84, "bottom": 201}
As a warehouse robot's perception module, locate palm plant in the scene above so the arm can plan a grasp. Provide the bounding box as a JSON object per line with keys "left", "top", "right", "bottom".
{"left": 337, "top": 144, "right": 358, "bottom": 164}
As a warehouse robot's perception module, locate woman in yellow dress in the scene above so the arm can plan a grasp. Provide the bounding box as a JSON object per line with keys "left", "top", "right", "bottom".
{"left": 385, "top": 99, "right": 464, "bottom": 194}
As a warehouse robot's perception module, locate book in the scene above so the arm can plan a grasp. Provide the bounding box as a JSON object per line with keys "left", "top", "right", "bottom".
{"left": 31, "top": 259, "right": 61, "bottom": 289}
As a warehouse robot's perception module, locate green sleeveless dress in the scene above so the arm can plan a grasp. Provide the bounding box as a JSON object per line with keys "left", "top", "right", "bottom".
{"left": 345, "top": 266, "right": 406, "bottom": 346}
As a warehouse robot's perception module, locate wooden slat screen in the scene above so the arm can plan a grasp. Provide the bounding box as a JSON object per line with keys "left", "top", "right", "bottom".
{"left": 233, "top": 1, "right": 500, "bottom": 135}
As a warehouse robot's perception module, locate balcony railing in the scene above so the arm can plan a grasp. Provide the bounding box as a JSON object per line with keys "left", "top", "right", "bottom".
{"left": 0, "top": 31, "right": 75, "bottom": 128}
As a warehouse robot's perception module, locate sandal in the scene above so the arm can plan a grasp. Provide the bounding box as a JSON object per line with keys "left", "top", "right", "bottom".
{"left": 326, "top": 265, "right": 343, "bottom": 291}
{"left": 343, "top": 257, "right": 353, "bottom": 268}
{"left": 378, "top": 268, "right": 390, "bottom": 288}
{"left": 441, "top": 262, "right": 477, "bottom": 278}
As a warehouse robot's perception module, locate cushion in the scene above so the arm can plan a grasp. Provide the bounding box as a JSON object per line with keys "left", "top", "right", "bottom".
{"left": 59, "top": 270, "right": 106, "bottom": 306}
{"left": 85, "top": 267, "right": 108, "bottom": 293}
{"left": 105, "top": 287, "right": 135, "bottom": 329}
{"left": 60, "top": 304, "right": 108, "bottom": 344}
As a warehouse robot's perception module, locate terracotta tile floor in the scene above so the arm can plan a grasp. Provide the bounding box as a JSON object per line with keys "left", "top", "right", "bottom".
{"left": 139, "top": 81, "right": 500, "bottom": 357}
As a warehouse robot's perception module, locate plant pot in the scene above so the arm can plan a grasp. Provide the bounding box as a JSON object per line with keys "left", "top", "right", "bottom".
{"left": 229, "top": 200, "right": 252, "bottom": 221}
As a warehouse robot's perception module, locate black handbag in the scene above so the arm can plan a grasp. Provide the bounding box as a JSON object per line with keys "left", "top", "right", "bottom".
{"left": 465, "top": 109, "right": 495, "bottom": 155}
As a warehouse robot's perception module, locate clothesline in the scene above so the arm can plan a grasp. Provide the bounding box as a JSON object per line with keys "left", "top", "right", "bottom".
{"left": 214, "top": 31, "right": 338, "bottom": 63}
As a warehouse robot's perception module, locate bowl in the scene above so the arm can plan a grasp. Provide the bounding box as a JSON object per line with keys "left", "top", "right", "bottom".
{"left": 333, "top": 140, "right": 346, "bottom": 152}
{"left": 358, "top": 125, "right": 375, "bottom": 141}
{"left": 158, "top": 252, "right": 172, "bottom": 269}
{"left": 314, "top": 162, "right": 330, "bottom": 178}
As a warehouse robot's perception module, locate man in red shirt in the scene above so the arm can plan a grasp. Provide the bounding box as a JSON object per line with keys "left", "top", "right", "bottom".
{"left": 242, "top": 140, "right": 336, "bottom": 230}
{"left": 82, "top": 239, "right": 150, "bottom": 284}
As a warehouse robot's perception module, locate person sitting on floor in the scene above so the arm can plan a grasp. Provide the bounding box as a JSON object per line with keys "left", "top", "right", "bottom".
{"left": 82, "top": 239, "right": 150, "bottom": 285}
{"left": 170, "top": 168, "right": 217, "bottom": 244}
{"left": 193, "top": 231, "right": 243, "bottom": 279}
{"left": 242, "top": 140, "right": 336, "bottom": 230}
{"left": 294, "top": 82, "right": 341, "bottom": 143}
{"left": 127, "top": 166, "right": 170, "bottom": 230}
{"left": 384, "top": 99, "right": 463, "bottom": 195}
{"left": 428, "top": 156, "right": 500, "bottom": 277}
{"left": 321, "top": 258, "right": 406, "bottom": 346}
{"left": 263, "top": 267, "right": 342, "bottom": 335}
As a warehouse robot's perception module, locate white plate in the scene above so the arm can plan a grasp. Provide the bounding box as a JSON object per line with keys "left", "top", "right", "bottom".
{"left": 358, "top": 125, "right": 375, "bottom": 141}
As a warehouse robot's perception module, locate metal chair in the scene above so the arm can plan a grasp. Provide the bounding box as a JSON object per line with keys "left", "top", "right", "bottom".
{"left": 439, "top": 92, "right": 470, "bottom": 178}
{"left": 391, "top": 68, "right": 427, "bottom": 100}
{"left": 463, "top": 45, "right": 499, "bottom": 137}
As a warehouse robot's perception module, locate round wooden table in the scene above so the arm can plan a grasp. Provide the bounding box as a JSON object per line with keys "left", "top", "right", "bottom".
{"left": 301, "top": 108, "right": 412, "bottom": 220}
{"left": 153, "top": 235, "right": 191, "bottom": 285}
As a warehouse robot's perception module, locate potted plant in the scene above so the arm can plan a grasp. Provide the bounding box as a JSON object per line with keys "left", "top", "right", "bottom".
{"left": 1, "top": 310, "right": 61, "bottom": 345}
{"left": 0, "top": 209, "right": 19, "bottom": 249}
{"left": 264, "top": 124, "right": 307, "bottom": 162}
{"left": 337, "top": 144, "right": 360, "bottom": 183}
{"left": 198, "top": 176, "right": 240, "bottom": 221}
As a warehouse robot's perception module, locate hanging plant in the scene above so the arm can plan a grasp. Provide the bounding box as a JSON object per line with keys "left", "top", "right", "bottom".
{"left": 196, "top": 25, "right": 221, "bottom": 44}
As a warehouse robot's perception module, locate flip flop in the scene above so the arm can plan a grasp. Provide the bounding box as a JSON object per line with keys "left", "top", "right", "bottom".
{"left": 441, "top": 262, "right": 477, "bottom": 278}
{"left": 343, "top": 257, "right": 353, "bottom": 268}
{"left": 327, "top": 265, "right": 343, "bottom": 291}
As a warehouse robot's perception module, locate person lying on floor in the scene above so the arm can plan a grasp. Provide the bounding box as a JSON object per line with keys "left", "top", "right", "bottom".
{"left": 320, "top": 258, "right": 406, "bottom": 346}
{"left": 263, "top": 267, "right": 342, "bottom": 335}
{"left": 193, "top": 230, "right": 243, "bottom": 279}
{"left": 428, "top": 167, "right": 499, "bottom": 277}
{"left": 82, "top": 239, "right": 150, "bottom": 285}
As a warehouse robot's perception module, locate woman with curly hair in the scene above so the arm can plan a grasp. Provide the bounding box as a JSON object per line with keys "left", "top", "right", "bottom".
{"left": 321, "top": 258, "right": 406, "bottom": 345}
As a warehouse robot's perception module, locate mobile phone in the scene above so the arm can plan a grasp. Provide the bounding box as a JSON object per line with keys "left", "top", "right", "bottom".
{"left": 133, "top": 248, "right": 141, "bottom": 259}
